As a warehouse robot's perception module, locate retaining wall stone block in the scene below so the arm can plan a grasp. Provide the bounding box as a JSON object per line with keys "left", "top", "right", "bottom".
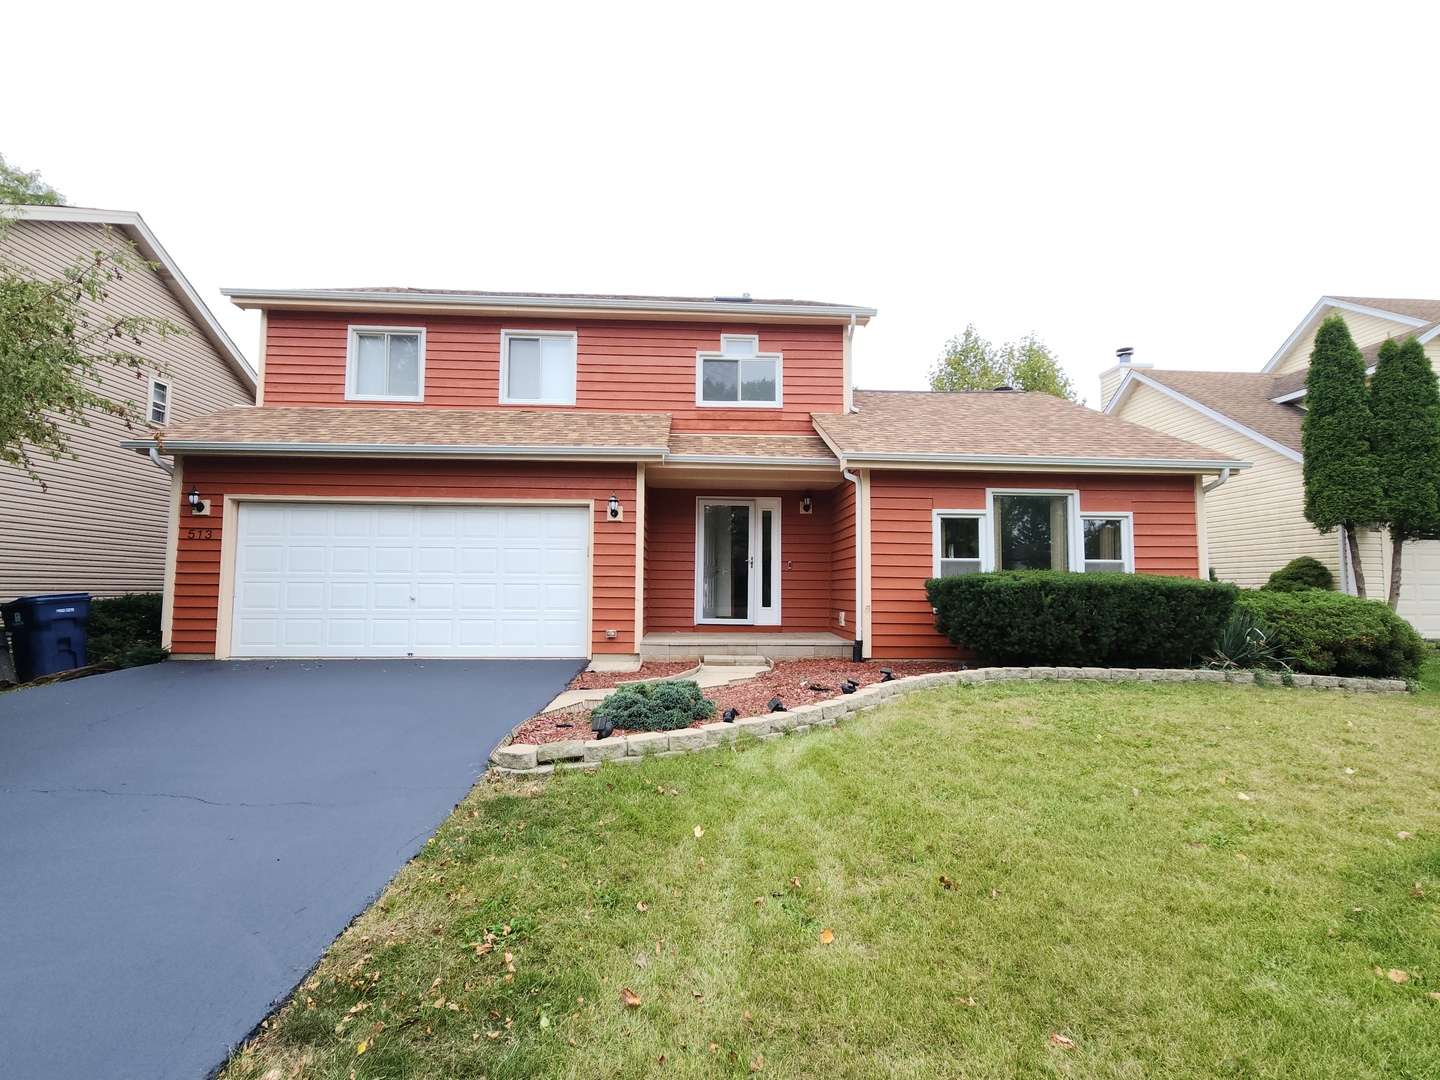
{"left": 583, "top": 739, "right": 628, "bottom": 763}
{"left": 492, "top": 744, "right": 538, "bottom": 770}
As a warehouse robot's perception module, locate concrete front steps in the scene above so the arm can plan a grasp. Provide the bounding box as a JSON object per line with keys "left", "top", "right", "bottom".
{"left": 640, "top": 632, "right": 852, "bottom": 661}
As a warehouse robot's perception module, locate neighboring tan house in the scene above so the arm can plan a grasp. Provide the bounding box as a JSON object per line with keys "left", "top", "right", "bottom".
{"left": 0, "top": 205, "right": 256, "bottom": 601}
{"left": 129, "top": 287, "right": 1244, "bottom": 662}
{"left": 1101, "top": 296, "right": 1440, "bottom": 637}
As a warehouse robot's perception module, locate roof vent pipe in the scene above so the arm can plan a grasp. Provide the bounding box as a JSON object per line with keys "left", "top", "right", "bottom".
{"left": 1117, "top": 347, "right": 1135, "bottom": 365}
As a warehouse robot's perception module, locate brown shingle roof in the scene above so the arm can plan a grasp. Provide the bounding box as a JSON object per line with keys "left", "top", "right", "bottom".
{"left": 138, "top": 407, "right": 672, "bottom": 457}
{"left": 666, "top": 434, "right": 836, "bottom": 462}
{"left": 342, "top": 288, "right": 863, "bottom": 309}
{"left": 1137, "top": 371, "right": 1304, "bottom": 453}
{"left": 1330, "top": 296, "right": 1440, "bottom": 323}
{"left": 814, "top": 391, "right": 1241, "bottom": 468}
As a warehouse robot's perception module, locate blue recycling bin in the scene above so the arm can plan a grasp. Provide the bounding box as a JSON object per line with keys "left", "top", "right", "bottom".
{"left": 1, "top": 593, "right": 91, "bottom": 683}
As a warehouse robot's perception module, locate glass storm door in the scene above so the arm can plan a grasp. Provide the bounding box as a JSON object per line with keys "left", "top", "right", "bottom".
{"left": 697, "top": 499, "right": 780, "bottom": 625}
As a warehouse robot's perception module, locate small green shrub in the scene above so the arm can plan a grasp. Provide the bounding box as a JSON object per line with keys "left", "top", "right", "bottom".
{"left": 1264, "top": 556, "right": 1335, "bottom": 593}
{"left": 87, "top": 592, "right": 166, "bottom": 669}
{"left": 591, "top": 679, "right": 715, "bottom": 732}
{"left": 1206, "top": 608, "right": 1290, "bottom": 670}
{"left": 1236, "top": 590, "right": 1425, "bottom": 678}
{"left": 924, "top": 571, "right": 1236, "bottom": 668}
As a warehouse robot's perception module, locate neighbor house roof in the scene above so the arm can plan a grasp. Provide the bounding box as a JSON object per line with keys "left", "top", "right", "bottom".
{"left": 222, "top": 286, "right": 875, "bottom": 325}
{"left": 1263, "top": 295, "right": 1440, "bottom": 371}
{"left": 814, "top": 390, "right": 1245, "bottom": 470}
{"left": 1330, "top": 296, "right": 1440, "bottom": 324}
{"left": 127, "top": 407, "right": 672, "bottom": 459}
{"left": 1138, "top": 370, "right": 1305, "bottom": 452}
{"left": 1, "top": 204, "right": 256, "bottom": 392}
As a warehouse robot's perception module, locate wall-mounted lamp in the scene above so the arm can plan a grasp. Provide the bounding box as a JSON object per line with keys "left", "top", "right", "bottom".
{"left": 187, "top": 487, "right": 211, "bottom": 516}
{"left": 800, "top": 491, "right": 813, "bottom": 515}
{"left": 607, "top": 493, "right": 623, "bottom": 521}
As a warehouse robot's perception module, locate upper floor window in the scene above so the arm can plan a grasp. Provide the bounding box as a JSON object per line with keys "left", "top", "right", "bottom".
{"left": 697, "top": 335, "right": 782, "bottom": 407}
{"left": 148, "top": 378, "right": 170, "bottom": 425}
{"left": 347, "top": 327, "right": 424, "bottom": 402}
{"left": 501, "top": 330, "right": 577, "bottom": 406}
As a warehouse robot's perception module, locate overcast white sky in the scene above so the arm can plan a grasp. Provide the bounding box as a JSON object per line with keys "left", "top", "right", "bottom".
{"left": 6, "top": 1, "right": 1436, "bottom": 403}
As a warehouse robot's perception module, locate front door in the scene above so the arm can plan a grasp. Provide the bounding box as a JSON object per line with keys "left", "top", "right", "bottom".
{"left": 696, "top": 499, "right": 780, "bottom": 625}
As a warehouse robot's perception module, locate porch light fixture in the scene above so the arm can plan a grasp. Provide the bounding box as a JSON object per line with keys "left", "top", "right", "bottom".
{"left": 186, "top": 487, "right": 209, "bottom": 516}
{"left": 607, "top": 493, "right": 622, "bottom": 521}
{"left": 800, "top": 492, "right": 813, "bottom": 515}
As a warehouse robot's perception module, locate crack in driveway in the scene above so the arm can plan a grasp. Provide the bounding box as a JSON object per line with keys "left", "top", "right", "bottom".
{"left": 25, "top": 787, "right": 331, "bottom": 809}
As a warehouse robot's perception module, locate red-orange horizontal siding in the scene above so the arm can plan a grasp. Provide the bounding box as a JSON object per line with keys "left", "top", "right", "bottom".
{"left": 173, "top": 457, "right": 638, "bottom": 656}
{"left": 262, "top": 312, "right": 844, "bottom": 434}
{"left": 868, "top": 471, "right": 1199, "bottom": 659}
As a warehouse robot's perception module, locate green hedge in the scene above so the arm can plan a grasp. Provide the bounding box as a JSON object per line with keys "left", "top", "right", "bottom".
{"left": 1264, "top": 556, "right": 1335, "bottom": 593}
{"left": 925, "top": 571, "right": 1237, "bottom": 668}
{"left": 591, "top": 679, "right": 716, "bottom": 732}
{"left": 1236, "top": 590, "right": 1425, "bottom": 679}
{"left": 87, "top": 593, "right": 166, "bottom": 669}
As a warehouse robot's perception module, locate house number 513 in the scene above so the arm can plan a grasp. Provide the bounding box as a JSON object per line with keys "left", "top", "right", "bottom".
{"left": 185, "top": 528, "right": 214, "bottom": 540}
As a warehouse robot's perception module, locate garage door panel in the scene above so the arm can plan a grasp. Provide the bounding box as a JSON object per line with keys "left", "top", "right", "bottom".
{"left": 232, "top": 503, "right": 590, "bottom": 658}
{"left": 1399, "top": 540, "right": 1440, "bottom": 638}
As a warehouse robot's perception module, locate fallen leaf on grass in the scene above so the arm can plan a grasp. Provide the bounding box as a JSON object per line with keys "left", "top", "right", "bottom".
{"left": 820, "top": 928, "right": 835, "bottom": 945}
{"left": 789, "top": 877, "right": 801, "bottom": 888}
{"left": 621, "top": 987, "right": 642, "bottom": 1007}
{"left": 1398, "top": 831, "right": 1414, "bottom": 840}
{"left": 1237, "top": 793, "right": 1252, "bottom": 801}
{"left": 989, "top": 889, "right": 1001, "bottom": 900}
{"left": 743, "top": 1009, "right": 752, "bottom": 1022}
{"left": 962, "top": 996, "right": 978, "bottom": 1007}
{"left": 355, "top": 1040, "right": 368, "bottom": 1056}
{"left": 634, "top": 954, "right": 647, "bottom": 969}
{"left": 1049, "top": 1032, "right": 1077, "bottom": 1049}
{"left": 636, "top": 901, "right": 648, "bottom": 912}
{"left": 1429, "top": 992, "right": 1440, "bottom": 1002}
{"left": 750, "top": 1053, "right": 765, "bottom": 1072}
{"left": 692, "top": 990, "right": 704, "bottom": 1000}
{"left": 694, "top": 826, "right": 705, "bottom": 838}
{"left": 1389, "top": 969, "right": 1410, "bottom": 983}
{"left": 1345, "top": 768, "right": 1355, "bottom": 775}
{"left": 940, "top": 876, "right": 957, "bottom": 890}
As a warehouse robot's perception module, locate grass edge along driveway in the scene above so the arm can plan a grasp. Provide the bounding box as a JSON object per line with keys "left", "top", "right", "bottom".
{"left": 223, "top": 676, "right": 1440, "bottom": 1079}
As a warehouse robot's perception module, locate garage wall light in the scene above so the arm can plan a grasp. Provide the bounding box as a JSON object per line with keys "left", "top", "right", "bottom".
{"left": 187, "top": 487, "right": 211, "bottom": 516}
{"left": 607, "top": 493, "right": 623, "bottom": 521}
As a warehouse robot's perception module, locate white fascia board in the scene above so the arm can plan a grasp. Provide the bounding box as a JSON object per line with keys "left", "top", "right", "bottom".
{"left": 1110, "top": 370, "right": 1301, "bottom": 464}
{"left": 126, "top": 439, "right": 668, "bottom": 459}
{"left": 832, "top": 451, "right": 1249, "bottom": 471}
{"left": 1419, "top": 324, "right": 1440, "bottom": 344}
{"left": 1262, "top": 296, "right": 1429, "bottom": 373}
{"left": 2, "top": 204, "right": 257, "bottom": 393}
{"left": 1271, "top": 389, "right": 1306, "bottom": 403}
{"left": 222, "top": 287, "right": 876, "bottom": 324}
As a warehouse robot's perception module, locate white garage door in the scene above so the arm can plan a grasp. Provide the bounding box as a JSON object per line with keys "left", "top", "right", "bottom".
{"left": 1398, "top": 539, "right": 1440, "bottom": 640}
{"left": 230, "top": 503, "right": 589, "bottom": 658}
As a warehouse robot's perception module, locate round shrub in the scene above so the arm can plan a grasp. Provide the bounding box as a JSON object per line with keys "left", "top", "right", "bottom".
{"left": 1236, "top": 589, "right": 1425, "bottom": 678}
{"left": 590, "top": 679, "right": 715, "bottom": 732}
{"left": 924, "top": 570, "right": 1237, "bottom": 668}
{"left": 1264, "top": 556, "right": 1335, "bottom": 593}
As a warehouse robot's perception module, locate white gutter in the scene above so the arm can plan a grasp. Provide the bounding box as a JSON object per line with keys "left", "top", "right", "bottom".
{"left": 1201, "top": 467, "right": 1231, "bottom": 493}
{"left": 843, "top": 468, "right": 864, "bottom": 662}
{"left": 147, "top": 447, "right": 174, "bottom": 475}
{"left": 835, "top": 452, "right": 1250, "bottom": 471}
{"left": 222, "top": 287, "right": 876, "bottom": 324}
{"left": 127, "top": 440, "right": 669, "bottom": 459}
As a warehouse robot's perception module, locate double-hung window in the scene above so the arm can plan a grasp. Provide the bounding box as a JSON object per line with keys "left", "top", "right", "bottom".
{"left": 347, "top": 327, "right": 424, "bottom": 401}
{"left": 935, "top": 513, "right": 985, "bottom": 576}
{"left": 697, "top": 335, "right": 781, "bottom": 407}
{"left": 148, "top": 378, "right": 170, "bottom": 425}
{"left": 1081, "top": 514, "right": 1132, "bottom": 573}
{"left": 500, "top": 330, "right": 577, "bottom": 406}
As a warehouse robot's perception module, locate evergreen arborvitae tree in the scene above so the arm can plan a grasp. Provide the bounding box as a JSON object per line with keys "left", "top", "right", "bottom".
{"left": 1370, "top": 335, "right": 1440, "bottom": 608}
{"left": 1301, "top": 315, "right": 1382, "bottom": 597}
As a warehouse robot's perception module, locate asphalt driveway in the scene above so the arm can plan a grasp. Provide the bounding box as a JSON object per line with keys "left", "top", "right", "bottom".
{"left": 0, "top": 658, "right": 581, "bottom": 1080}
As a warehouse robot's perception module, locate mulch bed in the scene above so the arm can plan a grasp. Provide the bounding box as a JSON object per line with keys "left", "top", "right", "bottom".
{"left": 511, "top": 659, "right": 963, "bottom": 746}
{"left": 566, "top": 661, "right": 697, "bottom": 691}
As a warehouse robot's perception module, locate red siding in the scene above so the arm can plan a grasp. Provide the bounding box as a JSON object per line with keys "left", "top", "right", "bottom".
{"left": 831, "top": 479, "right": 857, "bottom": 641}
{"left": 262, "top": 312, "right": 844, "bottom": 434}
{"left": 173, "top": 457, "right": 638, "bottom": 657}
{"left": 643, "top": 487, "right": 840, "bottom": 634}
{"left": 869, "top": 471, "right": 1200, "bottom": 659}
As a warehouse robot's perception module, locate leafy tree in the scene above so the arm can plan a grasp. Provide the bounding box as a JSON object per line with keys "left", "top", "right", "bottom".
{"left": 1370, "top": 335, "right": 1440, "bottom": 608}
{"left": 1301, "top": 315, "right": 1382, "bottom": 597}
{"left": 929, "top": 324, "right": 1078, "bottom": 401}
{"left": 1, "top": 220, "right": 182, "bottom": 488}
{"left": 0, "top": 153, "right": 65, "bottom": 205}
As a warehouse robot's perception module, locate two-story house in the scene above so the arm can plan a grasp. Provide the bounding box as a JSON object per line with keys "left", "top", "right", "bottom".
{"left": 131, "top": 288, "right": 1245, "bottom": 662}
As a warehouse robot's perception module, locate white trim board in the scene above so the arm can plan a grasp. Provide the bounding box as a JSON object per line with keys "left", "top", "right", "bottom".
{"left": 1105, "top": 368, "right": 1300, "bottom": 464}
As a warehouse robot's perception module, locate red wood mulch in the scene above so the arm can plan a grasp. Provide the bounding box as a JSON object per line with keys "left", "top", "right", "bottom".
{"left": 566, "top": 661, "right": 697, "bottom": 691}
{"left": 511, "top": 659, "right": 963, "bottom": 746}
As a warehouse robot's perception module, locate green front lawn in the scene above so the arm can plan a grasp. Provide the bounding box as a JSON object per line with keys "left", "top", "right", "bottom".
{"left": 224, "top": 678, "right": 1440, "bottom": 1079}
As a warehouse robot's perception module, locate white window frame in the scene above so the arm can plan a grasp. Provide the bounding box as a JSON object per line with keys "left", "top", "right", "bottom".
{"left": 695, "top": 334, "right": 783, "bottom": 409}
{"left": 499, "top": 329, "right": 578, "bottom": 406}
{"left": 345, "top": 326, "right": 426, "bottom": 403}
{"left": 693, "top": 497, "right": 782, "bottom": 625}
{"left": 147, "top": 377, "right": 171, "bottom": 426}
{"left": 1080, "top": 511, "right": 1135, "bottom": 573}
{"left": 930, "top": 491, "right": 1138, "bottom": 576}
{"left": 932, "top": 508, "right": 992, "bottom": 577}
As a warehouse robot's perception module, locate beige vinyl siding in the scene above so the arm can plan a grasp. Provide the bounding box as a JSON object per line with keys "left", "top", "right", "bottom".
{"left": 1113, "top": 383, "right": 1336, "bottom": 587}
{"left": 0, "top": 220, "right": 253, "bottom": 601}
{"left": 1272, "top": 310, "right": 1424, "bottom": 375}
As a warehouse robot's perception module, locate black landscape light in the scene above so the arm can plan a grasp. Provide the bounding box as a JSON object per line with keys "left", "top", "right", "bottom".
{"left": 880, "top": 668, "right": 895, "bottom": 682}
{"left": 768, "top": 697, "right": 787, "bottom": 713}
{"left": 591, "top": 715, "right": 615, "bottom": 740}
{"left": 840, "top": 679, "right": 859, "bottom": 694}
{"left": 722, "top": 708, "right": 739, "bottom": 723}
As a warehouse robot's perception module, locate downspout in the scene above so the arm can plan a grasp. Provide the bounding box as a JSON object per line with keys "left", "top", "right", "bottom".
{"left": 1201, "top": 467, "right": 1230, "bottom": 493}
{"left": 148, "top": 447, "right": 173, "bottom": 475}
{"left": 843, "top": 466, "right": 863, "bottom": 661}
